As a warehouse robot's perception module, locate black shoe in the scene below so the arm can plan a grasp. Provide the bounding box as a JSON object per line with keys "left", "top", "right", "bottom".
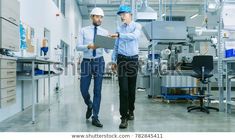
{"left": 119, "top": 119, "right": 128, "bottom": 129}
{"left": 92, "top": 119, "right": 103, "bottom": 128}
{"left": 128, "top": 112, "right": 134, "bottom": 120}
{"left": 86, "top": 107, "right": 92, "bottom": 119}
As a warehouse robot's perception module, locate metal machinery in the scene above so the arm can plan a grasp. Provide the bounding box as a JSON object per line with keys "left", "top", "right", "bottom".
{"left": 135, "top": 0, "right": 235, "bottom": 109}
{"left": 141, "top": 17, "right": 224, "bottom": 100}
{"left": 142, "top": 21, "right": 198, "bottom": 100}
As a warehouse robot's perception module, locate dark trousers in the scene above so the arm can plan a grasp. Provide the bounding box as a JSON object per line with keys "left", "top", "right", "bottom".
{"left": 117, "top": 54, "right": 139, "bottom": 120}
{"left": 80, "top": 57, "right": 105, "bottom": 120}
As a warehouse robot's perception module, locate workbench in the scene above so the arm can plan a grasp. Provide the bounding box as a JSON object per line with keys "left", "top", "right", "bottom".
{"left": 17, "top": 57, "right": 62, "bottom": 124}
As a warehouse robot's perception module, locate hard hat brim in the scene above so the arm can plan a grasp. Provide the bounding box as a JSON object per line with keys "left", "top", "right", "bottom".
{"left": 117, "top": 11, "right": 132, "bottom": 15}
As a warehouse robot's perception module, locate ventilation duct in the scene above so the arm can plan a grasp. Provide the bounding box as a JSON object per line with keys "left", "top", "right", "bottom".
{"left": 136, "top": 0, "right": 158, "bottom": 22}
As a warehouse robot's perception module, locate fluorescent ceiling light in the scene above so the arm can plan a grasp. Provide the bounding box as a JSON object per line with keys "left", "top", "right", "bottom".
{"left": 190, "top": 13, "right": 199, "bottom": 19}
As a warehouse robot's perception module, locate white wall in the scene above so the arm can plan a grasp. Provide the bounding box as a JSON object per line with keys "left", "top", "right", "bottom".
{"left": 0, "top": 0, "right": 82, "bottom": 122}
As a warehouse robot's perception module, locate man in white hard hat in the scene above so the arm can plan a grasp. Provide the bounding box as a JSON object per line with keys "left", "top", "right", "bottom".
{"left": 76, "top": 7, "right": 109, "bottom": 128}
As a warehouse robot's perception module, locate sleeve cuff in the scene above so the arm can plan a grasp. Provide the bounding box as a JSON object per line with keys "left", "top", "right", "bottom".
{"left": 119, "top": 33, "right": 124, "bottom": 39}
{"left": 111, "top": 61, "right": 117, "bottom": 64}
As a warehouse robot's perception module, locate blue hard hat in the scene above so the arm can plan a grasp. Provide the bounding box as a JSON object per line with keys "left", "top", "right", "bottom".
{"left": 117, "top": 5, "right": 132, "bottom": 15}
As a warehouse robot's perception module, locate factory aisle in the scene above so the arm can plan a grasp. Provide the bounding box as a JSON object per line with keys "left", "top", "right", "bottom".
{"left": 0, "top": 79, "right": 235, "bottom": 132}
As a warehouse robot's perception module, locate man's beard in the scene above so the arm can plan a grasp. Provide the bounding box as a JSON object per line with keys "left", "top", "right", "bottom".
{"left": 93, "top": 22, "right": 101, "bottom": 26}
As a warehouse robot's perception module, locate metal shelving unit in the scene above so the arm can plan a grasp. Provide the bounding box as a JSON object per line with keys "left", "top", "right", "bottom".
{"left": 217, "top": 1, "right": 225, "bottom": 112}
{"left": 17, "top": 57, "right": 62, "bottom": 124}
{"left": 218, "top": 0, "right": 235, "bottom": 112}
{"left": 224, "top": 58, "right": 235, "bottom": 113}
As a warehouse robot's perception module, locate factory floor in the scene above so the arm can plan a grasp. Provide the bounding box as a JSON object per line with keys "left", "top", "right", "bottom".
{"left": 0, "top": 79, "right": 235, "bottom": 132}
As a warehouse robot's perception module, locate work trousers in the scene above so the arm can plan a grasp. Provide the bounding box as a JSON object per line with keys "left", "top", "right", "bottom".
{"left": 117, "top": 54, "right": 139, "bottom": 120}
{"left": 80, "top": 56, "right": 105, "bottom": 120}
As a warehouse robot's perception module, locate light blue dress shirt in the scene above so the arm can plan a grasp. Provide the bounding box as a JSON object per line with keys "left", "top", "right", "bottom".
{"left": 77, "top": 25, "right": 109, "bottom": 59}
{"left": 112, "top": 21, "right": 142, "bottom": 63}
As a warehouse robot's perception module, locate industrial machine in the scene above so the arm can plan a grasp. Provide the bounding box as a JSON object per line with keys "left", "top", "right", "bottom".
{"left": 141, "top": 20, "right": 219, "bottom": 100}
{"left": 133, "top": 0, "right": 233, "bottom": 104}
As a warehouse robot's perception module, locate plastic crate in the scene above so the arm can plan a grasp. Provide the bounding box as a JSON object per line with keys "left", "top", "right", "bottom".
{"left": 225, "top": 49, "right": 235, "bottom": 58}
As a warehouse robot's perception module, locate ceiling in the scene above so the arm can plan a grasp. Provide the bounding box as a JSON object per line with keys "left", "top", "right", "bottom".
{"left": 76, "top": 0, "right": 209, "bottom": 18}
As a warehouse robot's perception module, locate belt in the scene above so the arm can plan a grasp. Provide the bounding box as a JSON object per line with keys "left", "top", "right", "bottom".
{"left": 118, "top": 54, "right": 138, "bottom": 60}
{"left": 83, "top": 56, "right": 103, "bottom": 61}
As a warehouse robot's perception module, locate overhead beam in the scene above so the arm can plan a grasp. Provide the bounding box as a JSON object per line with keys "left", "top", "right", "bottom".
{"left": 85, "top": 3, "right": 203, "bottom": 8}
{"left": 76, "top": 0, "right": 89, "bottom": 17}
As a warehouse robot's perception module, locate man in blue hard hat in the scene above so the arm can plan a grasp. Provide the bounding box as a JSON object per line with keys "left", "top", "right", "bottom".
{"left": 110, "top": 5, "right": 142, "bottom": 129}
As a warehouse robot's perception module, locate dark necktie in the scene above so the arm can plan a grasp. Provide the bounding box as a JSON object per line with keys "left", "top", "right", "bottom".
{"left": 93, "top": 26, "right": 97, "bottom": 57}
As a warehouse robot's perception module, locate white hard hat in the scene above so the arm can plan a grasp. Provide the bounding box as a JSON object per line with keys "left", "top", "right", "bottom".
{"left": 90, "top": 7, "right": 104, "bottom": 17}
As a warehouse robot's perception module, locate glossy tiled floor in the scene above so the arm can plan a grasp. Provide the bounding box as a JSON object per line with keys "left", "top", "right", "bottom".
{"left": 0, "top": 79, "right": 235, "bottom": 132}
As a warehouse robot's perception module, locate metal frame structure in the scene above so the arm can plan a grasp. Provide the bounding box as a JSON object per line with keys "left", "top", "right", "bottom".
{"left": 217, "top": 0, "right": 235, "bottom": 112}
{"left": 17, "top": 57, "right": 62, "bottom": 124}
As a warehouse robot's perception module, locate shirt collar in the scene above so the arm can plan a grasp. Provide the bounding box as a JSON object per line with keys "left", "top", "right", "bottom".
{"left": 90, "top": 25, "right": 100, "bottom": 29}
{"left": 122, "top": 21, "right": 134, "bottom": 27}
